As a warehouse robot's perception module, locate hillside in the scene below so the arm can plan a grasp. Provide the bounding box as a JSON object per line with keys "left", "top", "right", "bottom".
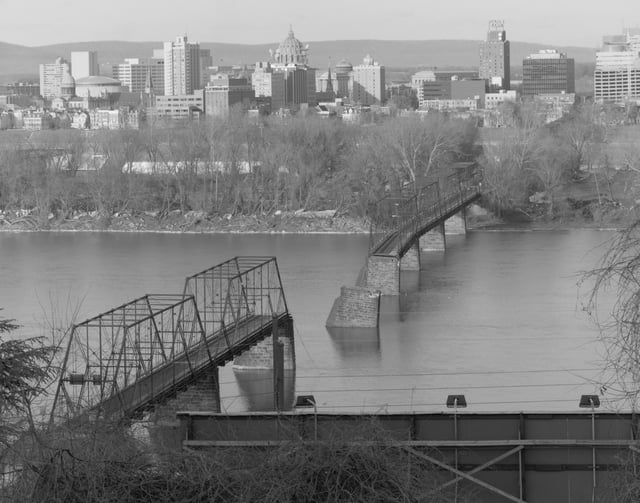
{"left": 0, "top": 39, "right": 597, "bottom": 82}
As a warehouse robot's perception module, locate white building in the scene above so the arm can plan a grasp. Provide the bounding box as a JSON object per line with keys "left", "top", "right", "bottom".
{"left": 71, "top": 51, "right": 99, "bottom": 80}
{"left": 152, "top": 89, "right": 204, "bottom": 120}
{"left": 39, "top": 57, "right": 70, "bottom": 99}
{"left": 164, "top": 36, "right": 201, "bottom": 96}
{"left": 352, "top": 55, "right": 385, "bottom": 105}
{"left": 113, "top": 57, "right": 164, "bottom": 95}
{"left": 594, "top": 32, "right": 640, "bottom": 104}
{"left": 485, "top": 90, "right": 517, "bottom": 109}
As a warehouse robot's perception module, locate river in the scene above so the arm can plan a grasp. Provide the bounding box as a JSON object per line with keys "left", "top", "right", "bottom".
{"left": 0, "top": 229, "right": 620, "bottom": 414}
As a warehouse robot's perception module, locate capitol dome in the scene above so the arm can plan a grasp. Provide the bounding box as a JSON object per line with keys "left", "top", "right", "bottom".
{"left": 273, "top": 27, "right": 308, "bottom": 65}
{"left": 335, "top": 59, "right": 353, "bottom": 74}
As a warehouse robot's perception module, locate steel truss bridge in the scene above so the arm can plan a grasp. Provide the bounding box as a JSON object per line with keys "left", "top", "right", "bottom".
{"left": 368, "top": 162, "right": 481, "bottom": 257}
{"left": 50, "top": 257, "right": 290, "bottom": 422}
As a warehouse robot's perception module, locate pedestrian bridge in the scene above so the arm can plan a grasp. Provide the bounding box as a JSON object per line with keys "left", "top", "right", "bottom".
{"left": 50, "top": 257, "right": 292, "bottom": 422}
{"left": 327, "top": 163, "right": 481, "bottom": 328}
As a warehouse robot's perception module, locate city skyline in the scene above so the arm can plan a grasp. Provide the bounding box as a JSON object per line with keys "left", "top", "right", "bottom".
{"left": 1, "top": 0, "right": 639, "bottom": 48}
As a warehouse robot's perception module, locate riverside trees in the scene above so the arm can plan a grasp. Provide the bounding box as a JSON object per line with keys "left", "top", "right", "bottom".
{"left": 0, "top": 111, "right": 478, "bottom": 226}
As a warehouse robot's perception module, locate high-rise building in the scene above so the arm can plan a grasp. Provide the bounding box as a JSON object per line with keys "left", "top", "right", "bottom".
{"left": 522, "top": 50, "right": 575, "bottom": 97}
{"left": 39, "top": 57, "right": 71, "bottom": 99}
{"left": 351, "top": 54, "right": 385, "bottom": 105}
{"left": 164, "top": 35, "right": 201, "bottom": 95}
{"left": 113, "top": 59, "right": 148, "bottom": 93}
{"left": 479, "top": 20, "right": 510, "bottom": 91}
{"left": 252, "top": 62, "right": 286, "bottom": 112}
{"left": 205, "top": 75, "right": 254, "bottom": 117}
{"left": 594, "top": 31, "right": 640, "bottom": 104}
{"left": 71, "top": 51, "right": 99, "bottom": 80}
{"left": 199, "top": 49, "right": 213, "bottom": 87}
{"left": 113, "top": 57, "right": 165, "bottom": 96}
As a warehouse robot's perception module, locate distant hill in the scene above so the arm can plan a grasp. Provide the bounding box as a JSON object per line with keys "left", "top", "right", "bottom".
{"left": 0, "top": 39, "right": 598, "bottom": 83}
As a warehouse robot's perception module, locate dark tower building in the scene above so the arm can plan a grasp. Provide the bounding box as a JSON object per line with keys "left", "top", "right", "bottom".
{"left": 522, "top": 50, "right": 575, "bottom": 97}
{"left": 479, "top": 20, "right": 510, "bottom": 91}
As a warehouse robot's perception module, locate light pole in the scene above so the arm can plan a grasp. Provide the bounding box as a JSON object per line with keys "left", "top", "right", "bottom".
{"left": 295, "top": 395, "right": 317, "bottom": 441}
{"left": 447, "top": 394, "right": 467, "bottom": 503}
{"left": 580, "top": 394, "right": 600, "bottom": 503}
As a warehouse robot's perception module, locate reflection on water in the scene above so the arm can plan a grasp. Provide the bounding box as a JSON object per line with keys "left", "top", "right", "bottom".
{"left": 326, "top": 326, "right": 381, "bottom": 363}
{"left": 233, "top": 369, "right": 296, "bottom": 412}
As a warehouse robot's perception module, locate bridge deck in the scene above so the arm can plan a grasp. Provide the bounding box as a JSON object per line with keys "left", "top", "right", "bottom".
{"left": 97, "top": 312, "right": 291, "bottom": 417}
{"left": 371, "top": 190, "right": 481, "bottom": 257}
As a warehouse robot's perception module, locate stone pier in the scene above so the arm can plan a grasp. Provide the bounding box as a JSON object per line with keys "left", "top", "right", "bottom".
{"left": 367, "top": 255, "right": 400, "bottom": 295}
{"left": 420, "top": 222, "right": 446, "bottom": 251}
{"left": 326, "top": 286, "right": 381, "bottom": 328}
{"left": 233, "top": 316, "right": 295, "bottom": 370}
{"left": 400, "top": 242, "right": 421, "bottom": 271}
{"left": 150, "top": 366, "right": 221, "bottom": 432}
{"left": 445, "top": 209, "right": 467, "bottom": 235}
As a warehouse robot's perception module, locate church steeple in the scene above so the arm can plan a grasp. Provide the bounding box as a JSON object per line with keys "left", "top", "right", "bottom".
{"left": 326, "top": 62, "right": 334, "bottom": 93}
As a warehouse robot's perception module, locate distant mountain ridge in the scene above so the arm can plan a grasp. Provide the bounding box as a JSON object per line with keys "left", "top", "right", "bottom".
{"left": 0, "top": 39, "right": 597, "bottom": 82}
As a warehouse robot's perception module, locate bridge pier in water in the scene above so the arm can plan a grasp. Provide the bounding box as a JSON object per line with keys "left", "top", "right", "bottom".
{"left": 326, "top": 164, "right": 480, "bottom": 329}
{"left": 419, "top": 222, "right": 446, "bottom": 251}
{"left": 444, "top": 208, "right": 467, "bottom": 235}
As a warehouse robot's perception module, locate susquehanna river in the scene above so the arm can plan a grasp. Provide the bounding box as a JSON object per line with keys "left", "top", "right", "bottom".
{"left": 0, "top": 229, "right": 620, "bottom": 414}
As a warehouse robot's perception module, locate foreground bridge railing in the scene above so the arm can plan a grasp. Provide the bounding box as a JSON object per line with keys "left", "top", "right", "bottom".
{"left": 369, "top": 163, "right": 481, "bottom": 256}
{"left": 50, "top": 257, "right": 289, "bottom": 422}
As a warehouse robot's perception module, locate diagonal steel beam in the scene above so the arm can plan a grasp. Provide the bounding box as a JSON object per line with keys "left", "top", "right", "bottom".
{"left": 403, "top": 446, "right": 527, "bottom": 503}
{"left": 435, "top": 445, "right": 524, "bottom": 492}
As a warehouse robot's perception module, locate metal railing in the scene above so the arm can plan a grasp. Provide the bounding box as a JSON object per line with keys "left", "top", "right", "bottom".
{"left": 368, "top": 163, "right": 481, "bottom": 257}
{"left": 50, "top": 257, "right": 289, "bottom": 422}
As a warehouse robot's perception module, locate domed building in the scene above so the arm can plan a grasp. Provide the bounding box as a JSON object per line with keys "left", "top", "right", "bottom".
{"left": 266, "top": 27, "right": 316, "bottom": 112}
{"left": 334, "top": 59, "right": 353, "bottom": 99}
{"left": 75, "top": 76, "right": 122, "bottom": 100}
{"left": 272, "top": 27, "right": 309, "bottom": 66}
{"left": 335, "top": 59, "right": 353, "bottom": 75}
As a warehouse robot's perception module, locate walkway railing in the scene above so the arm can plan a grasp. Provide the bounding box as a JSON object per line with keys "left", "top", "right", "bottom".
{"left": 369, "top": 163, "right": 481, "bottom": 257}
{"left": 50, "top": 257, "right": 289, "bottom": 422}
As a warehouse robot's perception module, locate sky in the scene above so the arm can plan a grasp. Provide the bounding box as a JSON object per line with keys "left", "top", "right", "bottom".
{"left": 1, "top": 0, "right": 638, "bottom": 48}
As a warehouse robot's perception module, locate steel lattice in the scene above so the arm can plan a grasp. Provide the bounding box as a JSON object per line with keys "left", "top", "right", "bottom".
{"left": 51, "top": 257, "right": 289, "bottom": 423}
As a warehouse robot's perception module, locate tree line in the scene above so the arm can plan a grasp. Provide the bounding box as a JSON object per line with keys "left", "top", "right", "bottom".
{"left": 481, "top": 101, "right": 640, "bottom": 221}
{"left": 0, "top": 111, "right": 478, "bottom": 228}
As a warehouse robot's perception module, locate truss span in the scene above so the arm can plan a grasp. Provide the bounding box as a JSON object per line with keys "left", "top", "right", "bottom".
{"left": 50, "top": 257, "right": 290, "bottom": 422}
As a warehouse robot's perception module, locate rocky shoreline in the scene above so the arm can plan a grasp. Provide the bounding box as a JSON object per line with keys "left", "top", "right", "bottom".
{"left": 0, "top": 209, "right": 372, "bottom": 234}
{"left": 0, "top": 206, "right": 621, "bottom": 234}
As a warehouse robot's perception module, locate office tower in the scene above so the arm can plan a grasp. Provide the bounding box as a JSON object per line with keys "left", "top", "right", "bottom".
{"left": 479, "top": 20, "right": 510, "bottom": 91}
{"left": 522, "top": 50, "right": 575, "bottom": 96}
{"left": 164, "top": 35, "right": 201, "bottom": 95}
{"left": 205, "top": 76, "right": 254, "bottom": 117}
{"left": 113, "top": 59, "right": 149, "bottom": 93}
{"left": 71, "top": 51, "right": 99, "bottom": 79}
{"left": 39, "top": 57, "right": 71, "bottom": 99}
{"left": 351, "top": 54, "right": 385, "bottom": 105}
{"left": 252, "top": 61, "right": 286, "bottom": 112}
{"left": 112, "top": 57, "right": 164, "bottom": 96}
{"left": 199, "top": 49, "right": 213, "bottom": 87}
{"left": 594, "top": 31, "right": 640, "bottom": 103}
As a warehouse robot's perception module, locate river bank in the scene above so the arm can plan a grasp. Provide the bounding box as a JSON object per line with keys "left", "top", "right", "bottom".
{"left": 0, "top": 203, "right": 629, "bottom": 234}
